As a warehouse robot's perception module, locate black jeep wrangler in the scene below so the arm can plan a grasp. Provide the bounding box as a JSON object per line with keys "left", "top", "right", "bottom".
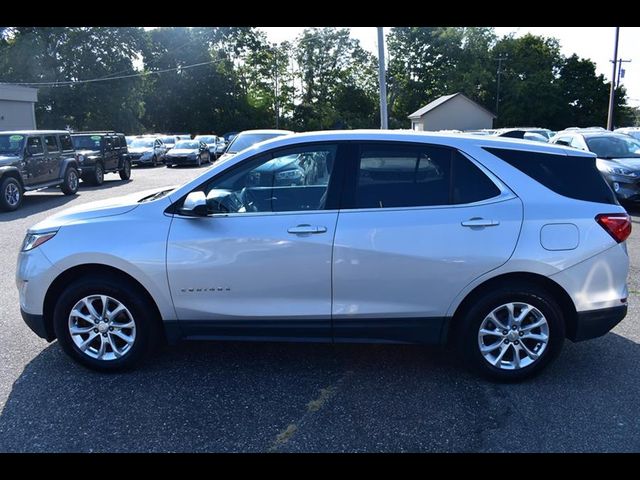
{"left": 0, "top": 130, "right": 81, "bottom": 212}
{"left": 71, "top": 131, "right": 131, "bottom": 186}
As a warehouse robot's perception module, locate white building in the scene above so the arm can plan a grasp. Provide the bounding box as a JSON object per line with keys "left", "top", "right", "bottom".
{"left": 408, "top": 92, "right": 495, "bottom": 132}
{"left": 0, "top": 84, "right": 38, "bottom": 131}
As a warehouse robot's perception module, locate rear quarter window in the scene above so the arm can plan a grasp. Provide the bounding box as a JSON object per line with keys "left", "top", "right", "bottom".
{"left": 484, "top": 147, "right": 617, "bottom": 205}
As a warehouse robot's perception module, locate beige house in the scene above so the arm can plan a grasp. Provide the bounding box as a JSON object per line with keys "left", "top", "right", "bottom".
{"left": 0, "top": 84, "right": 38, "bottom": 131}
{"left": 408, "top": 92, "right": 495, "bottom": 132}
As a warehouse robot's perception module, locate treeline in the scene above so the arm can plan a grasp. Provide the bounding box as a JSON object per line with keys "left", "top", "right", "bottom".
{"left": 0, "top": 26, "right": 636, "bottom": 134}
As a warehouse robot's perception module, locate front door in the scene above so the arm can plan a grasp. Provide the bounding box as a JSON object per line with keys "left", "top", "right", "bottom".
{"left": 166, "top": 142, "right": 342, "bottom": 340}
{"left": 24, "top": 136, "right": 46, "bottom": 185}
{"left": 331, "top": 142, "right": 523, "bottom": 343}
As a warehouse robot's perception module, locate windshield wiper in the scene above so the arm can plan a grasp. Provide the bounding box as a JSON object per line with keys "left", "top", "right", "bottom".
{"left": 139, "top": 188, "right": 173, "bottom": 203}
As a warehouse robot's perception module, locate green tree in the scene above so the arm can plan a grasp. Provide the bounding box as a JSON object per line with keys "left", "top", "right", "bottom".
{"left": 0, "top": 27, "right": 147, "bottom": 132}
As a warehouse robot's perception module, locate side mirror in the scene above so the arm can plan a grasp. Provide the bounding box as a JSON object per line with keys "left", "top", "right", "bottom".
{"left": 180, "top": 191, "right": 208, "bottom": 216}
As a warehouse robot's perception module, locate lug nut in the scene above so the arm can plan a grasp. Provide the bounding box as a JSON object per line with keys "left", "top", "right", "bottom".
{"left": 514, "top": 340, "right": 519, "bottom": 345}
{"left": 519, "top": 331, "right": 524, "bottom": 336}
{"left": 512, "top": 325, "right": 517, "bottom": 330}
{"left": 109, "top": 327, "right": 114, "bottom": 331}
{"left": 102, "top": 333, "right": 107, "bottom": 337}
{"left": 504, "top": 339, "right": 509, "bottom": 344}
{"left": 503, "top": 330, "right": 508, "bottom": 335}
{"left": 93, "top": 328, "right": 99, "bottom": 333}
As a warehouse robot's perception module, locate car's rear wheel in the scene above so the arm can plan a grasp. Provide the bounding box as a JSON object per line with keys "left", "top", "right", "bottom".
{"left": 53, "top": 275, "right": 161, "bottom": 371}
{"left": 119, "top": 159, "right": 131, "bottom": 180}
{"left": 0, "top": 176, "right": 23, "bottom": 211}
{"left": 458, "top": 284, "right": 565, "bottom": 382}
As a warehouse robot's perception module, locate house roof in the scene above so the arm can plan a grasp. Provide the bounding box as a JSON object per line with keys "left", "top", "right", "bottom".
{"left": 0, "top": 83, "right": 38, "bottom": 103}
{"left": 408, "top": 92, "right": 495, "bottom": 120}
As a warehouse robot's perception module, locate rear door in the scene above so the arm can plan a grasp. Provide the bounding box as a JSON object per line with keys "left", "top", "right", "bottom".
{"left": 331, "top": 142, "right": 523, "bottom": 343}
{"left": 43, "top": 134, "right": 61, "bottom": 181}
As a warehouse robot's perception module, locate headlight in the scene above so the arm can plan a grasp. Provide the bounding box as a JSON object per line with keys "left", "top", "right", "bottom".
{"left": 22, "top": 231, "right": 57, "bottom": 251}
{"left": 77, "top": 154, "right": 85, "bottom": 163}
{"left": 276, "top": 169, "right": 303, "bottom": 180}
{"left": 603, "top": 165, "right": 638, "bottom": 177}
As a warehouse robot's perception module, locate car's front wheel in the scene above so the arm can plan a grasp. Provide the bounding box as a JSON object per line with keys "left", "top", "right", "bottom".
{"left": 458, "top": 284, "right": 565, "bottom": 382}
{"left": 53, "top": 275, "right": 161, "bottom": 371}
{"left": 0, "top": 176, "right": 23, "bottom": 211}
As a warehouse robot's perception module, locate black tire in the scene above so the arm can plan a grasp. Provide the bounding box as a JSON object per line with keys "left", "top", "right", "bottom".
{"left": 196, "top": 155, "right": 202, "bottom": 167}
{"left": 0, "top": 176, "right": 23, "bottom": 211}
{"left": 166, "top": 163, "right": 173, "bottom": 168}
{"left": 53, "top": 274, "right": 161, "bottom": 372}
{"left": 152, "top": 155, "right": 158, "bottom": 167}
{"left": 457, "top": 283, "right": 565, "bottom": 382}
{"left": 119, "top": 159, "right": 131, "bottom": 180}
{"left": 60, "top": 166, "right": 79, "bottom": 195}
{"left": 91, "top": 162, "right": 104, "bottom": 186}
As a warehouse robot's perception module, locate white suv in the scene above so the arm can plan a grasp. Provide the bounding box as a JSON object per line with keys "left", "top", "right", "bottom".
{"left": 16, "top": 130, "right": 630, "bottom": 381}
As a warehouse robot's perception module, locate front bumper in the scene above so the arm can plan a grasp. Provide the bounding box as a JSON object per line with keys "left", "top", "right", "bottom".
{"left": 20, "top": 308, "right": 54, "bottom": 341}
{"left": 604, "top": 175, "right": 640, "bottom": 201}
{"left": 166, "top": 156, "right": 198, "bottom": 165}
{"left": 569, "top": 304, "right": 627, "bottom": 342}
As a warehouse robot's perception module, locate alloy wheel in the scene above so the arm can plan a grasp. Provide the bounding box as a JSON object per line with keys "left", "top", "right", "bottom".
{"left": 68, "top": 295, "right": 136, "bottom": 361}
{"left": 477, "top": 302, "right": 549, "bottom": 370}
{"left": 4, "top": 182, "right": 20, "bottom": 206}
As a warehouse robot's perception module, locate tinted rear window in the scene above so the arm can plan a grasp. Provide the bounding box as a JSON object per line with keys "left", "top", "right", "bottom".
{"left": 484, "top": 147, "right": 617, "bottom": 205}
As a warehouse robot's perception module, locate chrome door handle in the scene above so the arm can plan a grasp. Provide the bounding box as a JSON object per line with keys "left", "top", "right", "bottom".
{"left": 287, "top": 224, "right": 327, "bottom": 234}
{"left": 461, "top": 218, "right": 500, "bottom": 227}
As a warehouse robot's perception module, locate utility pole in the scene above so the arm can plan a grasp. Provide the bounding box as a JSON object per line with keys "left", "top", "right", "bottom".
{"left": 274, "top": 47, "right": 280, "bottom": 129}
{"left": 607, "top": 27, "right": 620, "bottom": 130}
{"left": 377, "top": 27, "right": 388, "bottom": 129}
{"left": 616, "top": 58, "right": 631, "bottom": 89}
{"left": 494, "top": 54, "right": 508, "bottom": 119}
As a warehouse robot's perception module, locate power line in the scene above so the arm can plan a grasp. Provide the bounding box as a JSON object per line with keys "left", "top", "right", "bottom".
{"left": 0, "top": 59, "right": 220, "bottom": 88}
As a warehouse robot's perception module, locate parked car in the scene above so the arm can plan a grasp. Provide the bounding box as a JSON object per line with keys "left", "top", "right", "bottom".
{"left": 0, "top": 130, "right": 80, "bottom": 211}
{"left": 17, "top": 130, "right": 630, "bottom": 381}
{"left": 160, "top": 136, "right": 179, "bottom": 151}
{"left": 164, "top": 140, "right": 211, "bottom": 167}
{"left": 222, "top": 131, "right": 239, "bottom": 143}
{"left": 495, "top": 128, "right": 552, "bottom": 142}
{"left": 550, "top": 130, "right": 640, "bottom": 202}
{"left": 71, "top": 132, "right": 131, "bottom": 186}
{"left": 218, "top": 129, "right": 294, "bottom": 162}
{"left": 126, "top": 137, "right": 167, "bottom": 167}
{"left": 215, "top": 136, "right": 227, "bottom": 157}
{"left": 194, "top": 135, "right": 221, "bottom": 159}
{"left": 615, "top": 127, "right": 640, "bottom": 141}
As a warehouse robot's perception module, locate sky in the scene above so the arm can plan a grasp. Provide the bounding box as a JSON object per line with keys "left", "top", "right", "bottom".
{"left": 260, "top": 27, "right": 640, "bottom": 108}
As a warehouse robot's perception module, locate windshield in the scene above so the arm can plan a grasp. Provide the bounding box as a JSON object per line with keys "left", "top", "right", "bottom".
{"left": 72, "top": 135, "right": 102, "bottom": 150}
{"left": 226, "top": 132, "right": 287, "bottom": 153}
{"left": 586, "top": 135, "right": 640, "bottom": 159}
{"left": 174, "top": 140, "right": 199, "bottom": 149}
{"left": 196, "top": 136, "right": 216, "bottom": 143}
{"left": 0, "top": 134, "right": 26, "bottom": 155}
{"left": 161, "top": 137, "right": 176, "bottom": 144}
{"left": 130, "top": 139, "right": 155, "bottom": 148}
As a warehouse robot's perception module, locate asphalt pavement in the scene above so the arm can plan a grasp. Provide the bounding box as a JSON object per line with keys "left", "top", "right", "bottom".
{"left": 1, "top": 163, "right": 640, "bottom": 452}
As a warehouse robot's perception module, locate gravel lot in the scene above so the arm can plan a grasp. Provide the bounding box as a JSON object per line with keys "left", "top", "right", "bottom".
{"left": 1, "top": 164, "right": 640, "bottom": 452}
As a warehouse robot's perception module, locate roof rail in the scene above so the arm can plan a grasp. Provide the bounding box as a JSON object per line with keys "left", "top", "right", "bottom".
{"left": 71, "top": 131, "right": 120, "bottom": 135}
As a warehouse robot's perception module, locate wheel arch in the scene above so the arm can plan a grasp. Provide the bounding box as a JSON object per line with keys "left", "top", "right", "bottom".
{"left": 43, "top": 263, "right": 166, "bottom": 341}
{"left": 0, "top": 166, "right": 25, "bottom": 187}
{"left": 445, "top": 272, "right": 578, "bottom": 344}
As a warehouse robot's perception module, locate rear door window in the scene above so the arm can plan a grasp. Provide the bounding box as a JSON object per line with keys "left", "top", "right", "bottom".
{"left": 44, "top": 135, "right": 60, "bottom": 153}
{"left": 59, "top": 134, "right": 74, "bottom": 151}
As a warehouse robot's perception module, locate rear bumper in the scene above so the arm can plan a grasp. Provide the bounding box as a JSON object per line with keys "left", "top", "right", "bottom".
{"left": 569, "top": 305, "right": 627, "bottom": 342}
{"left": 21, "top": 308, "right": 54, "bottom": 341}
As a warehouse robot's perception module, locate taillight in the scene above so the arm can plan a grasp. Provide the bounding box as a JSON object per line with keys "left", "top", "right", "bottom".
{"left": 596, "top": 213, "right": 632, "bottom": 243}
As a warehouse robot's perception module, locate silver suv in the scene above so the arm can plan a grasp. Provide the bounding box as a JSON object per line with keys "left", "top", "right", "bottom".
{"left": 16, "top": 131, "right": 630, "bottom": 381}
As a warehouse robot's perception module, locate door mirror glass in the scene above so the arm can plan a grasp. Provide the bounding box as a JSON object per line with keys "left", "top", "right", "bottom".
{"left": 180, "top": 191, "right": 208, "bottom": 216}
